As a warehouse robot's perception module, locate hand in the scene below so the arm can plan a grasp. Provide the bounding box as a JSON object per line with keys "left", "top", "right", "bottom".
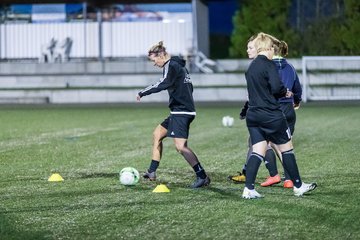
{"left": 136, "top": 94, "right": 141, "bottom": 102}
{"left": 285, "top": 90, "right": 293, "bottom": 98}
{"left": 239, "top": 110, "right": 246, "bottom": 120}
{"left": 294, "top": 102, "right": 300, "bottom": 110}
{"left": 239, "top": 101, "right": 249, "bottom": 120}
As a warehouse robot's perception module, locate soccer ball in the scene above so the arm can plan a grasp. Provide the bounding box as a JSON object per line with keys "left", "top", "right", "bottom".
{"left": 119, "top": 167, "right": 140, "bottom": 186}
{"left": 222, "top": 116, "right": 234, "bottom": 127}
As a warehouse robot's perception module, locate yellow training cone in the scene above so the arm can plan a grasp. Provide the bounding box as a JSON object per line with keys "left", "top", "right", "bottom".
{"left": 48, "top": 173, "right": 64, "bottom": 182}
{"left": 152, "top": 184, "right": 170, "bottom": 193}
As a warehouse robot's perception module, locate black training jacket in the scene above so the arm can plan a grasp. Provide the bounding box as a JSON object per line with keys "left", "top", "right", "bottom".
{"left": 245, "top": 55, "right": 287, "bottom": 110}
{"left": 138, "top": 56, "right": 196, "bottom": 115}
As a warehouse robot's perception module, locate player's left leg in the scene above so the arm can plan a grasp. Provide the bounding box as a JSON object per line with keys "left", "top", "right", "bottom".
{"left": 276, "top": 141, "right": 317, "bottom": 196}
{"left": 169, "top": 114, "right": 210, "bottom": 188}
{"left": 174, "top": 138, "right": 210, "bottom": 188}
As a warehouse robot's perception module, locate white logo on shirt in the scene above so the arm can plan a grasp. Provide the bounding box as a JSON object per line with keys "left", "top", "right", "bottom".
{"left": 184, "top": 73, "right": 191, "bottom": 83}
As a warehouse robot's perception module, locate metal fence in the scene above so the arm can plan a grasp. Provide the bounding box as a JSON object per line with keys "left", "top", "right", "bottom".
{"left": 302, "top": 56, "right": 360, "bottom": 102}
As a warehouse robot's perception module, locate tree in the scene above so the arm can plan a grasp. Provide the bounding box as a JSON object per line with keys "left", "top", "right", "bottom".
{"left": 302, "top": 0, "right": 360, "bottom": 55}
{"left": 230, "top": 0, "right": 300, "bottom": 58}
{"left": 339, "top": 0, "right": 360, "bottom": 55}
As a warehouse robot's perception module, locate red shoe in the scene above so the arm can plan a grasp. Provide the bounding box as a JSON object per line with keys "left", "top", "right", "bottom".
{"left": 260, "top": 174, "right": 281, "bottom": 187}
{"left": 283, "top": 180, "right": 294, "bottom": 188}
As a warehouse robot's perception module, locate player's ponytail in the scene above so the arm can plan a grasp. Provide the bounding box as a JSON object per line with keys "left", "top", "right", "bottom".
{"left": 279, "top": 41, "right": 288, "bottom": 57}
{"left": 148, "top": 41, "right": 167, "bottom": 57}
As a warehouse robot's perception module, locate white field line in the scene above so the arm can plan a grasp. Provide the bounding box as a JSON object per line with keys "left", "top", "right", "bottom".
{"left": 0, "top": 126, "right": 123, "bottom": 153}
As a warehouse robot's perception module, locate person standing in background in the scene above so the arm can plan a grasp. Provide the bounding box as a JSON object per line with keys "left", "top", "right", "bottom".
{"left": 260, "top": 40, "right": 302, "bottom": 188}
{"left": 241, "top": 32, "right": 317, "bottom": 199}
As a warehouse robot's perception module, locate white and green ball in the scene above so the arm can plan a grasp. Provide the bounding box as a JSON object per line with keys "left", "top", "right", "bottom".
{"left": 119, "top": 167, "right": 140, "bottom": 185}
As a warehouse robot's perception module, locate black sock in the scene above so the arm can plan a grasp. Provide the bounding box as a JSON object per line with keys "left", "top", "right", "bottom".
{"left": 264, "top": 148, "right": 278, "bottom": 177}
{"left": 245, "top": 153, "right": 263, "bottom": 190}
{"left": 242, "top": 164, "right": 247, "bottom": 176}
{"left": 282, "top": 150, "right": 302, "bottom": 188}
{"left": 148, "top": 160, "right": 159, "bottom": 173}
{"left": 243, "top": 138, "right": 252, "bottom": 176}
{"left": 284, "top": 169, "right": 291, "bottom": 181}
{"left": 193, "top": 163, "right": 206, "bottom": 179}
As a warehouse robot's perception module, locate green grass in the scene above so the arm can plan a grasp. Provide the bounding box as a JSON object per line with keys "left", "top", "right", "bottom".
{"left": 0, "top": 102, "right": 359, "bottom": 240}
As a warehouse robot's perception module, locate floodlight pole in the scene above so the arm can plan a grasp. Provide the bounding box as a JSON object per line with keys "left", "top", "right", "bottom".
{"left": 83, "top": 2, "right": 87, "bottom": 60}
{"left": 97, "top": 8, "right": 103, "bottom": 62}
{"left": 0, "top": 24, "right": 1, "bottom": 59}
{"left": 191, "top": 0, "right": 198, "bottom": 55}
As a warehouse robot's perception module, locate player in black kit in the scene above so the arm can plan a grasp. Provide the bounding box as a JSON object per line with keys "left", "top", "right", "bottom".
{"left": 136, "top": 41, "right": 210, "bottom": 188}
{"left": 242, "top": 33, "right": 317, "bottom": 199}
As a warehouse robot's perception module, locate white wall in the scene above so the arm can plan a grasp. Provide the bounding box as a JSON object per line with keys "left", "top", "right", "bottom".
{"left": 1, "top": 58, "right": 360, "bottom": 103}
{"left": 0, "top": 21, "right": 193, "bottom": 59}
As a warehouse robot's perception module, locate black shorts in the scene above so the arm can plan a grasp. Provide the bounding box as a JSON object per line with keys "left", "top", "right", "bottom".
{"left": 160, "top": 114, "right": 195, "bottom": 139}
{"left": 280, "top": 102, "right": 296, "bottom": 135}
{"left": 246, "top": 108, "right": 291, "bottom": 145}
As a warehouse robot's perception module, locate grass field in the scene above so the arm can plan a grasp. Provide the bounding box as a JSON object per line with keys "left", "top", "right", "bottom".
{"left": 0, "top": 102, "right": 359, "bottom": 240}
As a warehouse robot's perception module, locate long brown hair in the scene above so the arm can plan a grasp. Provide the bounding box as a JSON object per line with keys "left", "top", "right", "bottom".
{"left": 278, "top": 41, "right": 288, "bottom": 57}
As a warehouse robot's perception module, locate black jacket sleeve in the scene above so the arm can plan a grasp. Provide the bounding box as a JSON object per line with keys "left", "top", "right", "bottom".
{"left": 138, "top": 65, "right": 176, "bottom": 98}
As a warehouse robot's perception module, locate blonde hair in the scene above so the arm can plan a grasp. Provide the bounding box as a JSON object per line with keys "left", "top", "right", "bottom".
{"left": 148, "top": 41, "right": 167, "bottom": 57}
{"left": 247, "top": 34, "right": 257, "bottom": 43}
{"left": 254, "top": 32, "right": 280, "bottom": 53}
